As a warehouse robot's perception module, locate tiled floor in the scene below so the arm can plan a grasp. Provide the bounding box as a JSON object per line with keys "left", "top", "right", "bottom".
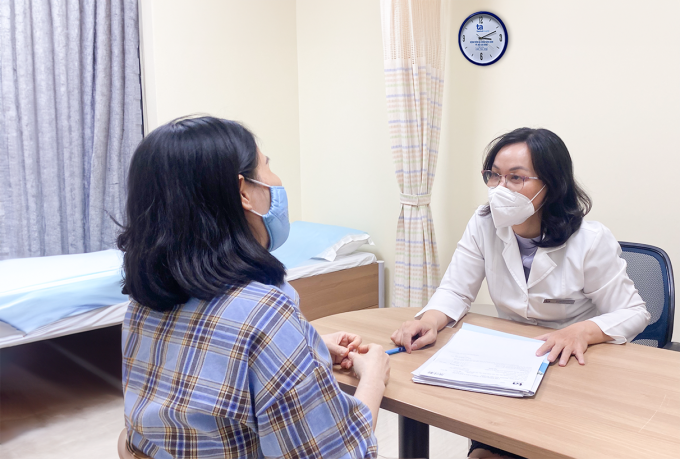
{"left": 0, "top": 325, "right": 476, "bottom": 459}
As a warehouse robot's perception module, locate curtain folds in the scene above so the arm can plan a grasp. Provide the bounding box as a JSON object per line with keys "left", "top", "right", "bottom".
{"left": 380, "top": 0, "right": 448, "bottom": 307}
{"left": 0, "top": 0, "right": 143, "bottom": 259}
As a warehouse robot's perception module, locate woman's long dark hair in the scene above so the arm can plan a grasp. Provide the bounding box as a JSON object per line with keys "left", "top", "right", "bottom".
{"left": 117, "top": 116, "right": 285, "bottom": 311}
{"left": 480, "top": 128, "right": 592, "bottom": 248}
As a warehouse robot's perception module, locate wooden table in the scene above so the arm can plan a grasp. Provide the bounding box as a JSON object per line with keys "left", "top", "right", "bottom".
{"left": 311, "top": 308, "right": 680, "bottom": 459}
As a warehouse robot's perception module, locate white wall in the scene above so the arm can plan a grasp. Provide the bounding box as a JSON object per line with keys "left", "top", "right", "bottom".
{"left": 296, "top": 1, "right": 399, "bottom": 303}
{"left": 139, "top": 0, "right": 303, "bottom": 221}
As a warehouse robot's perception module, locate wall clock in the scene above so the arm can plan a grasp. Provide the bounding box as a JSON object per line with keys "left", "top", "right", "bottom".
{"left": 458, "top": 11, "right": 508, "bottom": 66}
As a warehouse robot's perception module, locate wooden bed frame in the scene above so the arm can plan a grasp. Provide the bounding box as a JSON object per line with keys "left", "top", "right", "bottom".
{"left": 290, "top": 261, "right": 384, "bottom": 322}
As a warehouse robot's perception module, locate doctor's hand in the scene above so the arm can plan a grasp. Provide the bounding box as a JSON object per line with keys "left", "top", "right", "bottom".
{"left": 535, "top": 320, "right": 611, "bottom": 366}
{"left": 322, "top": 331, "right": 367, "bottom": 369}
{"left": 390, "top": 310, "right": 450, "bottom": 353}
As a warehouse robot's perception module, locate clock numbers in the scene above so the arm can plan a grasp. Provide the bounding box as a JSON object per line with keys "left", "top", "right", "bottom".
{"left": 460, "top": 12, "right": 506, "bottom": 65}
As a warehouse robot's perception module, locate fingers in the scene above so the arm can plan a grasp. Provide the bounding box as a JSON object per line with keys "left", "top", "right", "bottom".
{"left": 325, "top": 331, "right": 363, "bottom": 362}
{"left": 347, "top": 343, "right": 382, "bottom": 364}
{"left": 410, "top": 328, "right": 436, "bottom": 351}
{"left": 356, "top": 344, "right": 370, "bottom": 354}
{"left": 398, "top": 322, "right": 425, "bottom": 353}
{"left": 337, "top": 331, "right": 361, "bottom": 347}
{"left": 366, "top": 343, "right": 383, "bottom": 352}
{"left": 340, "top": 332, "right": 361, "bottom": 352}
{"left": 349, "top": 342, "right": 377, "bottom": 356}
{"left": 536, "top": 339, "right": 553, "bottom": 356}
{"left": 346, "top": 334, "right": 362, "bottom": 352}
{"left": 346, "top": 348, "right": 360, "bottom": 363}
{"left": 536, "top": 327, "right": 590, "bottom": 366}
{"left": 558, "top": 345, "right": 586, "bottom": 366}
{"left": 575, "top": 348, "right": 586, "bottom": 365}
{"left": 391, "top": 328, "right": 406, "bottom": 347}
{"left": 325, "top": 341, "right": 342, "bottom": 356}
{"left": 558, "top": 346, "right": 573, "bottom": 366}
{"left": 393, "top": 327, "right": 416, "bottom": 353}
{"left": 392, "top": 320, "right": 440, "bottom": 353}
{"left": 325, "top": 341, "right": 349, "bottom": 363}
{"left": 540, "top": 337, "right": 587, "bottom": 366}
{"left": 339, "top": 357, "right": 353, "bottom": 369}
{"left": 336, "top": 331, "right": 349, "bottom": 344}
{"left": 547, "top": 341, "right": 565, "bottom": 364}
{"left": 332, "top": 331, "right": 361, "bottom": 350}
{"left": 391, "top": 324, "right": 406, "bottom": 347}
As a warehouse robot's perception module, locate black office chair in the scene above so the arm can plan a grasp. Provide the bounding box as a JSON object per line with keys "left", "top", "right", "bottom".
{"left": 619, "top": 242, "right": 679, "bottom": 351}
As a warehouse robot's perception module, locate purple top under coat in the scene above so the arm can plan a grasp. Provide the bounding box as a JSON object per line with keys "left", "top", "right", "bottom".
{"left": 515, "top": 233, "right": 542, "bottom": 281}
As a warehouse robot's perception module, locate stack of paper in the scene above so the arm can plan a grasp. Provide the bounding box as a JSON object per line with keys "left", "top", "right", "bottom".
{"left": 412, "top": 323, "right": 550, "bottom": 397}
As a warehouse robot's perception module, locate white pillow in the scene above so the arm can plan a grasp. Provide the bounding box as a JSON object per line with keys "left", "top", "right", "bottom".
{"left": 271, "top": 221, "right": 375, "bottom": 268}
{"left": 314, "top": 233, "right": 374, "bottom": 262}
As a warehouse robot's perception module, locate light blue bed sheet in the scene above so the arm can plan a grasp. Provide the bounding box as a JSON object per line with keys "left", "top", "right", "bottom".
{"left": 0, "top": 221, "right": 368, "bottom": 334}
{"left": 0, "top": 250, "right": 128, "bottom": 334}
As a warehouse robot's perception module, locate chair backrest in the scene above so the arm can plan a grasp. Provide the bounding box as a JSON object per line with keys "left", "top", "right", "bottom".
{"left": 619, "top": 242, "right": 675, "bottom": 348}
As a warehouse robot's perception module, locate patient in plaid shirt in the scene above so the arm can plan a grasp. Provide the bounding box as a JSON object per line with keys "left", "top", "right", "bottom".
{"left": 118, "top": 116, "right": 389, "bottom": 458}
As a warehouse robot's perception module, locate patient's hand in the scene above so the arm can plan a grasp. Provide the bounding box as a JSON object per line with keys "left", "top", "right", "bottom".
{"left": 322, "top": 331, "right": 367, "bottom": 369}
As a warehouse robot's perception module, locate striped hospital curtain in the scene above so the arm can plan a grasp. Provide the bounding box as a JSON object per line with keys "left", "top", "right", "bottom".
{"left": 380, "top": 0, "right": 448, "bottom": 307}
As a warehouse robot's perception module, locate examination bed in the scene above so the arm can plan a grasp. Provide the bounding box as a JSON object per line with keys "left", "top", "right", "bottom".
{"left": 0, "top": 222, "right": 384, "bottom": 348}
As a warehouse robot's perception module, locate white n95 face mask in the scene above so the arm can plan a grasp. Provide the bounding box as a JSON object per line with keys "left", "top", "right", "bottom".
{"left": 488, "top": 185, "right": 546, "bottom": 228}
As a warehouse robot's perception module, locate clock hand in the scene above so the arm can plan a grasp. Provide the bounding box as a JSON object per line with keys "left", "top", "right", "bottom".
{"left": 480, "top": 31, "right": 497, "bottom": 39}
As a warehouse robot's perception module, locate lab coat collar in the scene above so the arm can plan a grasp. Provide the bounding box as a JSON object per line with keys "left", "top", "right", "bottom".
{"left": 527, "top": 244, "right": 566, "bottom": 289}
{"left": 496, "top": 226, "right": 567, "bottom": 292}
{"left": 497, "top": 226, "right": 528, "bottom": 294}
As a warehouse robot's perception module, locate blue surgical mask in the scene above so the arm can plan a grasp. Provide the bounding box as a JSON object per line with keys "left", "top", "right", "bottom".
{"left": 247, "top": 179, "right": 290, "bottom": 252}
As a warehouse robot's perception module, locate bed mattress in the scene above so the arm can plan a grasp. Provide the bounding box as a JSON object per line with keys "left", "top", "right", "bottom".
{"left": 286, "top": 251, "right": 376, "bottom": 281}
{"left": 0, "top": 252, "right": 378, "bottom": 348}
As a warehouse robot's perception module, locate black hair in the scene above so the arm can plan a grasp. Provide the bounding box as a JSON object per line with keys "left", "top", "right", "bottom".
{"left": 117, "top": 116, "right": 285, "bottom": 311}
{"left": 480, "top": 127, "right": 592, "bottom": 248}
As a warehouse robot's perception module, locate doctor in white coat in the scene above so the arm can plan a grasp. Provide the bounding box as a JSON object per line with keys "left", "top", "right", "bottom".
{"left": 392, "top": 128, "right": 651, "bottom": 363}
{"left": 391, "top": 127, "right": 651, "bottom": 459}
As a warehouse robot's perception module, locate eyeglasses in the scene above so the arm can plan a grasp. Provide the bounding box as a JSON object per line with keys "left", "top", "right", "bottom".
{"left": 481, "top": 170, "right": 540, "bottom": 191}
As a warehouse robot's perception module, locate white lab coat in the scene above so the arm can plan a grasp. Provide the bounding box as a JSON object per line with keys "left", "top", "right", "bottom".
{"left": 417, "top": 207, "right": 651, "bottom": 343}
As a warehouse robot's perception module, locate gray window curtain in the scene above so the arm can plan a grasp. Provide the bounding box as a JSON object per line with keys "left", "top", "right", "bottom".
{"left": 0, "top": 0, "right": 143, "bottom": 260}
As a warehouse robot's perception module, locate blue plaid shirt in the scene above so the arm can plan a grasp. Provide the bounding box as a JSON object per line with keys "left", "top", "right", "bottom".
{"left": 122, "top": 281, "right": 377, "bottom": 459}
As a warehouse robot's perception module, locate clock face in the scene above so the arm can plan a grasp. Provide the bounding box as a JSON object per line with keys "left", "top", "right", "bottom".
{"left": 458, "top": 12, "right": 508, "bottom": 66}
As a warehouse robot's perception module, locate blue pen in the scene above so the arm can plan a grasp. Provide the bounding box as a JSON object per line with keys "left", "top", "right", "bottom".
{"left": 385, "top": 346, "right": 406, "bottom": 355}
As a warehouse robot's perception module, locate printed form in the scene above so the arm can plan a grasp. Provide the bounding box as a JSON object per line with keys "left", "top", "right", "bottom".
{"left": 412, "top": 324, "right": 550, "bottom": 397}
